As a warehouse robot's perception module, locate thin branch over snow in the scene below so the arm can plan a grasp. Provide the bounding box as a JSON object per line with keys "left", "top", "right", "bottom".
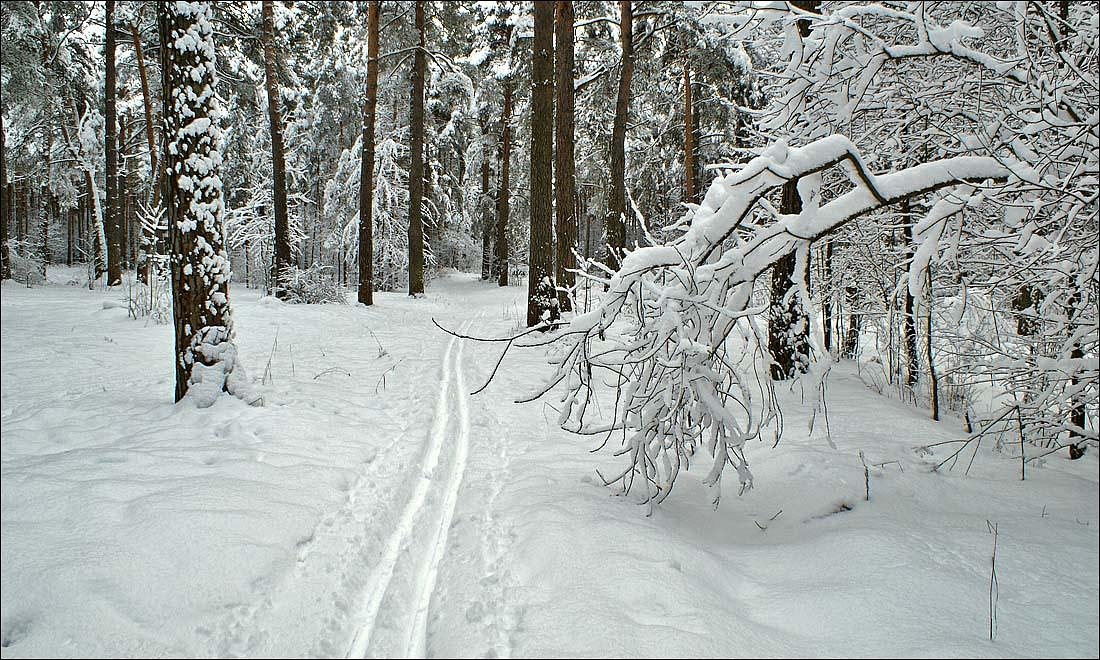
{"left": 524, "top": 135, "right": 1012, "bottom": 508}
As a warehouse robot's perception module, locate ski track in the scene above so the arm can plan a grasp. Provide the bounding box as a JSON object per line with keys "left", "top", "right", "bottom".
{"left": 405, "top": 319, "right": 473, "bottom": 658}
{"left": 345, "top": 316, "right": 475, "bottom": 659}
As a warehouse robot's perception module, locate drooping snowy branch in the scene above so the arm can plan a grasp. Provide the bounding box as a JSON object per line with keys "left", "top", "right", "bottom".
{"left": 529, "top": 136, "right": 1013, "bottom": 506}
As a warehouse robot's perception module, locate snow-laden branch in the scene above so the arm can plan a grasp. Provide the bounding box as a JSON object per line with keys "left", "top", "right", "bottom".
{"left": 530, "top": 135, "right": 1013, "bottom": 509}
{"left": 569, "top": 136, "right": 1011, "bottom": 339}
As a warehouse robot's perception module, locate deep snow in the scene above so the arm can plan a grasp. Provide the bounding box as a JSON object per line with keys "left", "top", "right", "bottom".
{"left": 1, "top": 272, "right": 1097, "bottom": 658}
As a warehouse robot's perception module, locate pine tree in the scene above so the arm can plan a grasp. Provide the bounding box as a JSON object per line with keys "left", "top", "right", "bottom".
{"left": 0, "top": 111, "right": 9, "bottom": 281}
{"left": 157, "top": 0, "right": 250, "bottom": 405}
{"left": 104, "top": 0, "right": 122, "bottom": 286}
{"left": 605, "top": 0, "right": 633, "bottom": 273}
{"left": 554, "top": 0, "right": 576, "bottom": 312}
{"left": 407, "top": 0, "right": 427, "bottom": 296}
{"left": 358, "top": 0, "right": 380, "bottom": 305}
{"left": 766, "top": 0, "right": 818, "bottom": 381}
{"left": 527, "top": 0, "right": 557, "bottom": 328}
{"left": 479, "top": 113, "right": 494, "bottom": 281}
{"left": 262, "top": 0, "right": 292, "bottom": 299}
{"left": 767, "top": 180, "right": 811, "bottom": 380}
{"left": 131, "top": 18, "right": 160, "bottom": 284}
{"left": 495, "top": 79, "right": 513, "bottom": 287}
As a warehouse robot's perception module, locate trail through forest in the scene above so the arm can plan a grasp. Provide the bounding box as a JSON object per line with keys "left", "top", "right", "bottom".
{"left": 1, "top": 272, "right": 1097, "bottom": 658}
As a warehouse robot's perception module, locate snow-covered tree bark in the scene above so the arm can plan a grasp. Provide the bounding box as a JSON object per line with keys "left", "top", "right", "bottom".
{"left": 767, "top": 179, "right": 811, "bottom": 380}
{"left": 60, "top": 98, "right": 109, "bottom": 278}
{"left": 494, "top": 79, "right": 513, "bottom": 288}
{"left": 104, "top": 0, "right": 122, "bottom": 286}
{"left": 131, "top": 20, "right": 160, "bottom": 284}
{"left": 479, "top": 114, "right": 494, "bottom": 281}
{"left": 683, "top": 64, "right": 695, "bottom": 205}
{"left": 766, "top": 0, "right": 818, "bottom": 381}
{"left": 0, "top": 111, "right": 9, "bottom": 281}
{"left": 157, "top": 0, "right": 251, "bottom": 406}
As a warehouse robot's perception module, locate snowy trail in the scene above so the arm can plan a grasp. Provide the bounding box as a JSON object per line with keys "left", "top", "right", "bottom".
{"left": 345, "top": 315, "right": 475, "bottom": 659}
{"left": 405, "top": 315, "right": 474, "bottom": 658}
{"left": 3, "top": 273, "right": 1096, "bottom": 659}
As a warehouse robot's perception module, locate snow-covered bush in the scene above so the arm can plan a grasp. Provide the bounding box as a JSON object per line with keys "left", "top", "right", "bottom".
{"left": 277, "top": 264, "right": 347, "bottom": 305}
{"left": 8, "top": 243, "right": 46, "bottom": 286}
{"left": 126, "top": 256, "right": 172, "bottom": 324}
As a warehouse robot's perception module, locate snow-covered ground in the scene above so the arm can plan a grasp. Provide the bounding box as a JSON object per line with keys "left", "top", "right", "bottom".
{"left": 2, "top": 272, "right": 1097, "bottom": 658}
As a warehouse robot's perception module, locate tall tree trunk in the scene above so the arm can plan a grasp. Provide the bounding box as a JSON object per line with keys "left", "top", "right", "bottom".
{"left": 527, "top": 0, "right": 557, "bottom": 328}
{"left": 62, "top": 97, "right": 108, "bottom": 277}
{"left": 262, "top": 0, "right": 292, "bottom": 298}
{"left": 495, "top": 80, "right": 513, "bottom": 287}
{"left": 900, "top": 199, "right": 920, "bottom": 387}
{"left": 768, "top": 180, "right": 811, "bottom": 380}
{"left": 122, "top": 114, "right": 138, "bottom": 268}
{"left": 683, "top": 64, "right": 695, "bottom": 205}
{"left": 480, "top": 116, "right": 493, "bottom": 280}
{"left": 1069, "top": 336, "right": 1086, "bottom": 458}
{"left": 425, "top": 141, "right": 440, "bottom": 259}
{"left": 926, "top": 273, "right": 939, "bottom": 421}
{"left": 844, "top": 284, "right": 861, "bottom": 359}
{"left": 554, "top": 0, "right": 576, "bottom": 312}
{"left": 358, "top": 0, "right": 380, "bottom": 305}
{"left": 105, "top": 0, "right": 122, "bottom": 285}
{"left": 40, "top": 147, "right": 52, "bottom": 274}
{"left": 767, "top": 0, "right": 819, "bottom": 380}
{"left": 131, "top": 22, "right": 159, "bottom": 283}
{"left": 132, "top": 22, "right": 158, "bottom": 195}
{"left": 1062, "top": 288, "right": 1086, "bottom": 458}
{"left": 407, "top": 0, "right": 427, "bottom": 296}
{"left": 67, "top": 207, "right": 75, "bottom": 266}
{"left": 822, "top": 239, "right": 833, "bottom": 353}
{"left": 0, "top": 111, "right": 10, "bottom": 280}
{"left": 158, "top": 0, "right": 246, "bottom": 405}
{"left": 604, "top": 0, "right": 633, "bottom": 273}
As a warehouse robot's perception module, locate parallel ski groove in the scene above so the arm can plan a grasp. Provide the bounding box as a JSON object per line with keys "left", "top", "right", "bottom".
{"left": 405, "top": 314, "right": 475, "bottom": 658}
{"left": 344, "top": 322, "right": 466, "bottom": 659}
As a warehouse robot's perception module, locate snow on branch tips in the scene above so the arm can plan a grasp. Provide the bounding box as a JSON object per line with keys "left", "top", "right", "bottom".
{"left": 524, "top": 136, "right": 1012, "bottom": 509}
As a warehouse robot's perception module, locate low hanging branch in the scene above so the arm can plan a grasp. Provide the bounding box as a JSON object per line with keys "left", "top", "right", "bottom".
{"left": 494, "top": 135, "right": 1014, "bottom": 509}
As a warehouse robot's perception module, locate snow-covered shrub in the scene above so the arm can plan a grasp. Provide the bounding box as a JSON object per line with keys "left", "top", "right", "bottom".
{"left": 126, "top": 257, "right": 172, "bottom": 324}
{"left": 277, "top": 264, "right": 347, "bottom": 305}
{"left": 8, "top": 243, "right": 46, "bottom": 286}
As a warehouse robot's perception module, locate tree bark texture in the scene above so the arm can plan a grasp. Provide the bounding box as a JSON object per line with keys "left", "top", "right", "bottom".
{"left": 495, "top": 80, "right": 513, "bottom": 287}
{"left": 105, "top": 0, "right": 123, "bottom": 285}
{"left": 131, "top": 22, "right": 160, "bottom": 282}
{"left": 158, "top": 0, "right": 243, "bottom": 405}
{"left": 358, "top": 0, "right": 380, "bottom": 305}
{"left": 262, "top": 0, "right": 292, "bottom": 298}
{"left": 767, "top": 0, "right": 819, "bottom": 380}
{"left": 768, "top": 180, "right": 811, "bottom": 380}
{"left": 0, "top": 111, "right": 10, "bottom": 280}
{"left": 604, "top": 0, "right": 633, "bottom": 273}
{"left": 900, "top": 199, "right": 920, "bottom": 387}
{"left": 480, "top": 116, "right": 494, "bottom": 280}
{"left": 683, "top": 65, "right": 696, "bottom": 205}
{"left": 528, "top": 1, "right": 558, "bottom": 327}
{"left": 554, "top": 0, "right": 576, "bottom": 312}
{"left": 407, "top": 0, "right": 428, "bottom": 296}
